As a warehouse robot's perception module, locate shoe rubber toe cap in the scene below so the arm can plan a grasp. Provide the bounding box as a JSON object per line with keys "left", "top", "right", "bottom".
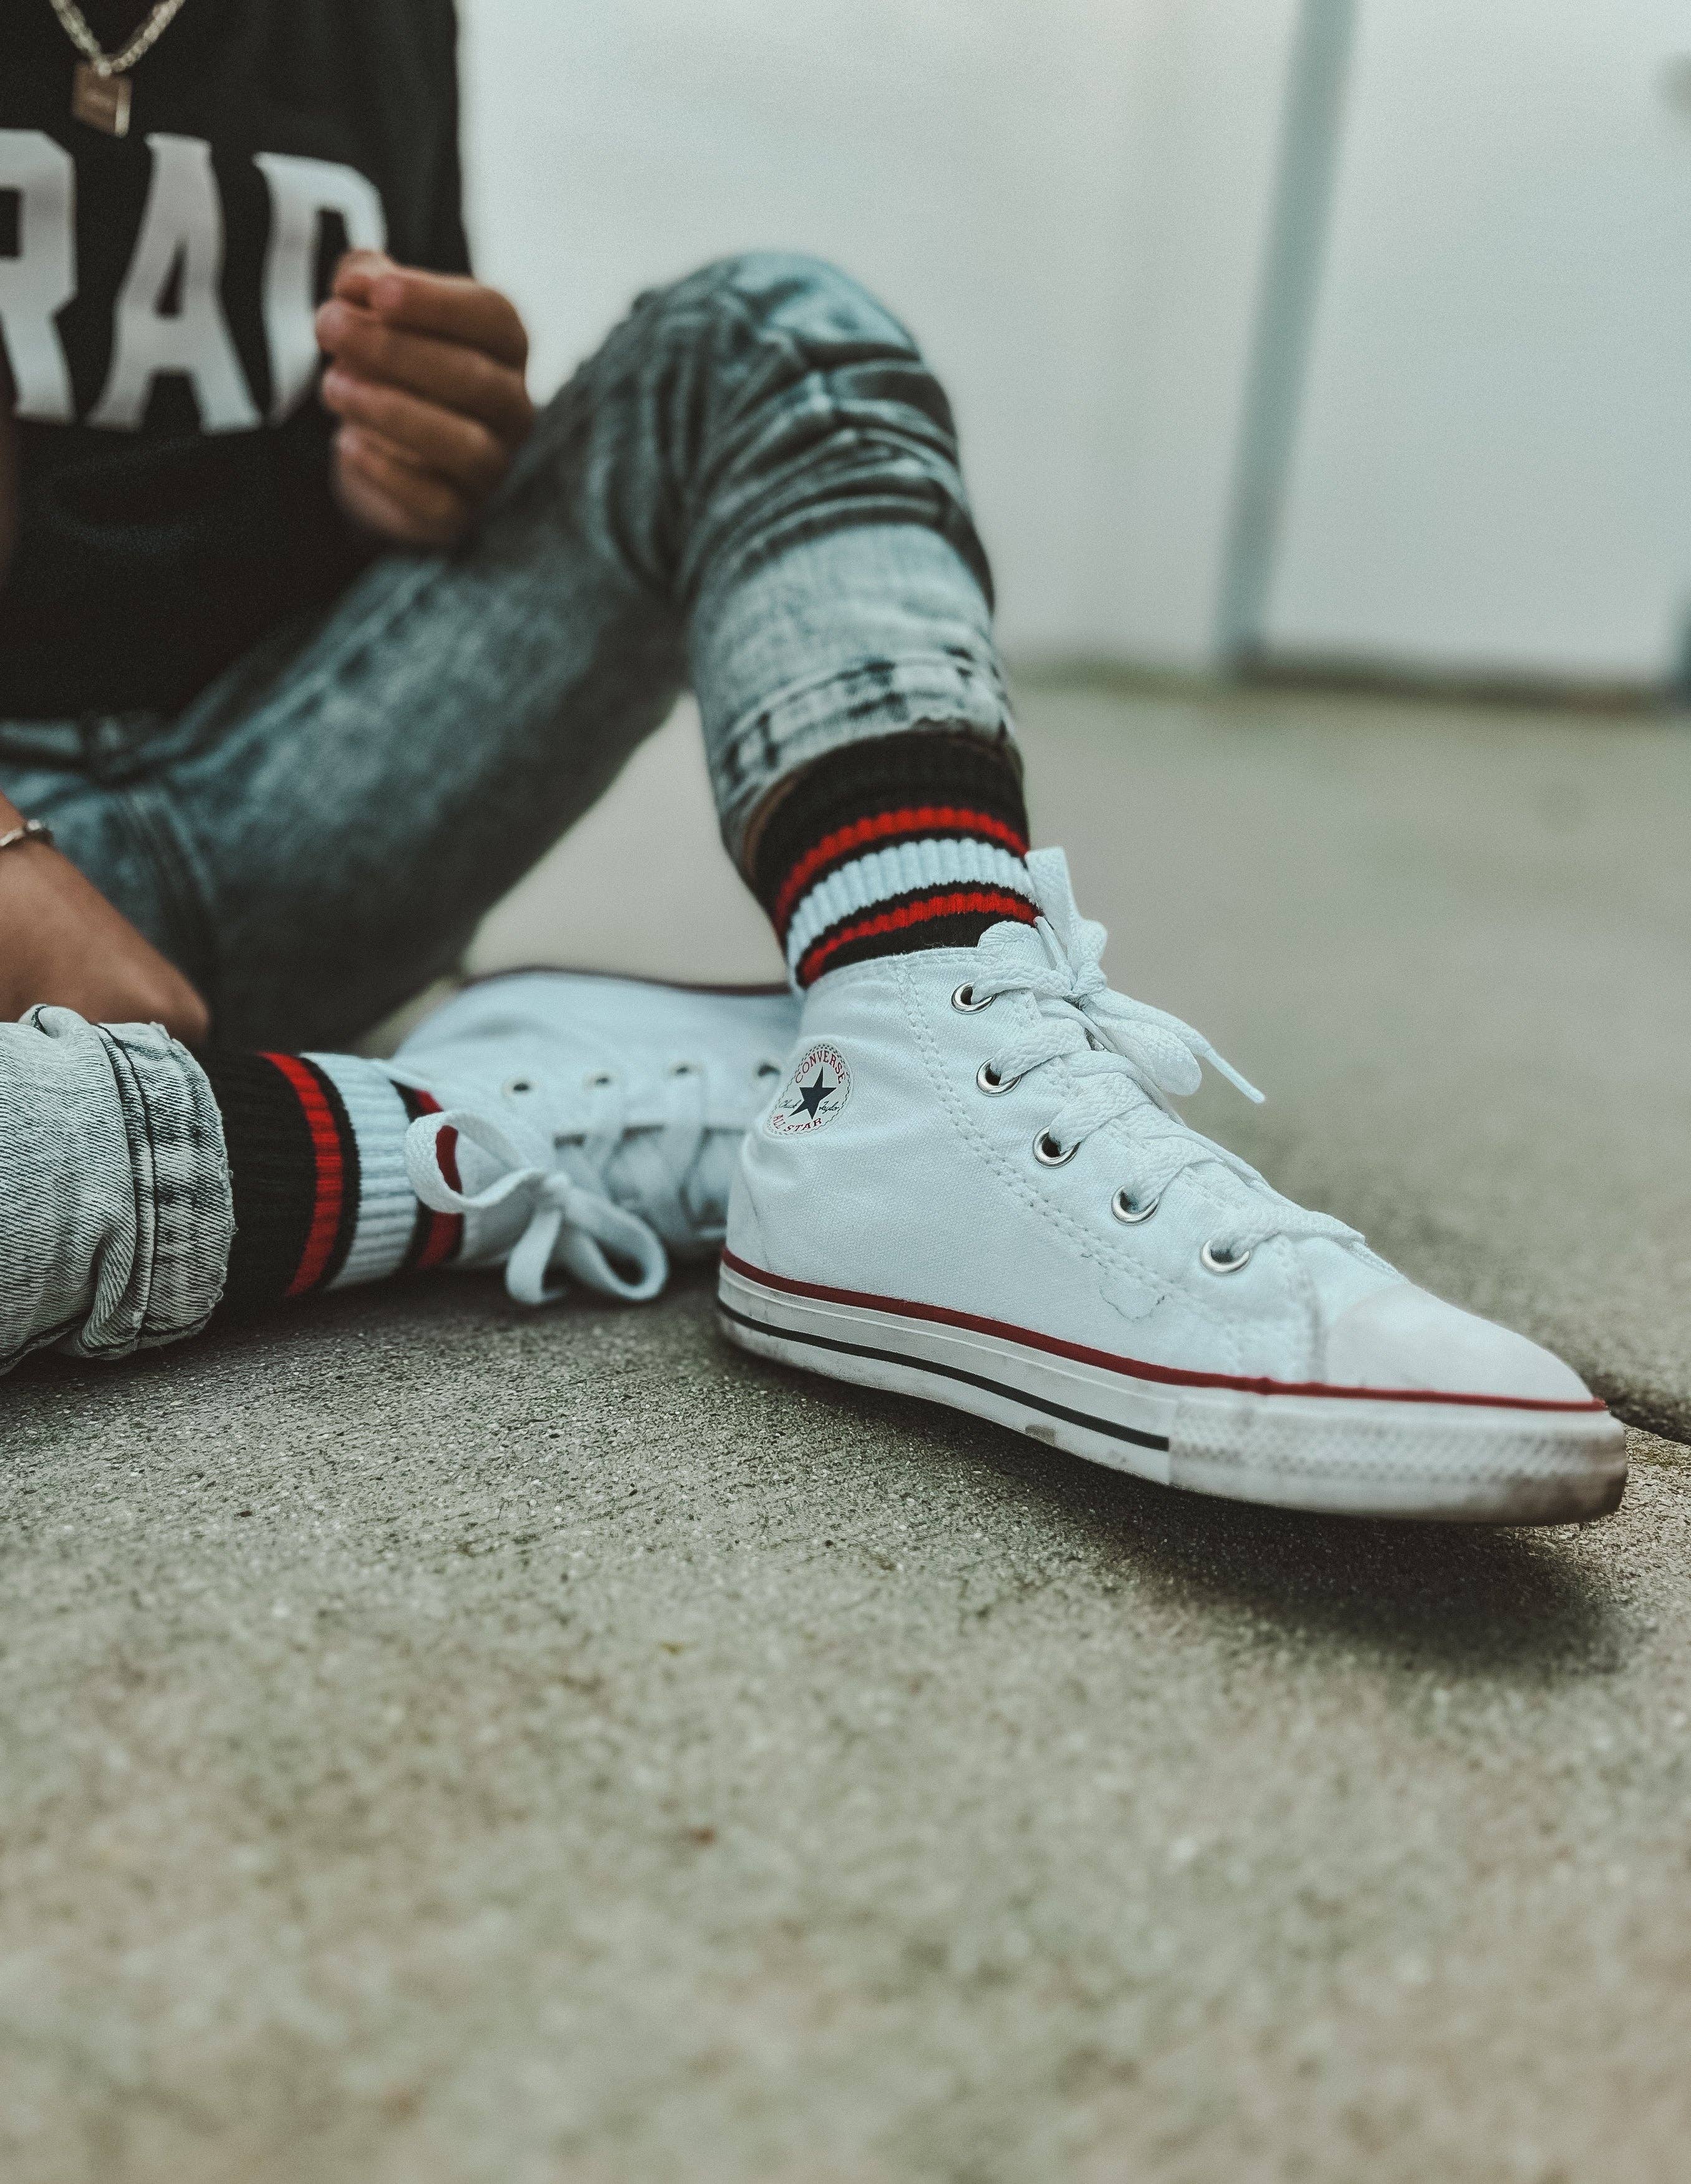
{"left": 1324, "top": 1283, "right": 1594, "bottom": 1404}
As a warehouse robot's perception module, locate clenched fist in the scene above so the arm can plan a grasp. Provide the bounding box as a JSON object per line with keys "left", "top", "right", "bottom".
{"left": 317, "top": 251, "right": 535, "bottom": 550}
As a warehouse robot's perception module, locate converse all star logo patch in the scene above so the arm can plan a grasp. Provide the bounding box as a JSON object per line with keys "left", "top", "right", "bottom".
{"left": 768, "top": 1043, "right": 852, "bottom": 1136}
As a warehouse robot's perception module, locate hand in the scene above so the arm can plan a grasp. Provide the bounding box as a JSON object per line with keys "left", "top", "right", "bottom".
{"left": 0, "top": 803, "right": 210, "bottom": 1045}
{"left": 316, "top": 251, "right": 534, "bottom": 549}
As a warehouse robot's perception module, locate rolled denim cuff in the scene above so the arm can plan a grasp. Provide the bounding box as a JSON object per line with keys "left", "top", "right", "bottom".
{"left": 696, "top": 525, "right": 1018, "bottom": 862}
{"left": 1, "top": 1008, "right": 231, "bottom": 1373}
{"left": 84, "top": 1018, "right": 233, "bottom": 1356}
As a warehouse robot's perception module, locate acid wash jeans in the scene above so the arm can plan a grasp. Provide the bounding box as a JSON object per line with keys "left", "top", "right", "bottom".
{"left": 0, "top": 253, "right": 1015, "bottom": 1375}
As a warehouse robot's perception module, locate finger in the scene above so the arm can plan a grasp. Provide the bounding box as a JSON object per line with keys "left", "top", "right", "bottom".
{"left": 316, "top": 302, "right": 534, "bottom": 444}
{"left": 336, "top": 425, "right": 470, "bottom": 546}
{"left": 364, "top": 266, "right": 529, "bottom": 372}
{"left": 336, "top": 447, "right": 464, "bottom": 550}
{"left": 321, "top": 365, "right": 508, "bottom": 496}
{"left": 332, "top": 458, "right": 426, "bottom": 548}
{"left": 331, "top": 248, "right": 398, "bottom": 305}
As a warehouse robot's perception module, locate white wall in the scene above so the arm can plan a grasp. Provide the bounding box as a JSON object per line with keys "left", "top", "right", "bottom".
{"left": 1263, "top": 0, "right": 1691, "bottom": 684}
{"left": 458, "top": 0, "right": 1299, "bottom": 666}
{"left": 461, "top": 1, "right": 1688, "bottom": 685}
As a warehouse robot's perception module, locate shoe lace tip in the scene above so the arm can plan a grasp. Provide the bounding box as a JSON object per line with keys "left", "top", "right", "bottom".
{"left": 1214, "top": 1058, "right": 1266, "bottom": 1105}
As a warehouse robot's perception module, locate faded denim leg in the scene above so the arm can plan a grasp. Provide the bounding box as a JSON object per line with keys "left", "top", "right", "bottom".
{"left": 125, "top": 251, "right": 1012, "bottom": 1049}
{"left": 0, "top": 252, "right": 1011, "bottom": 1366}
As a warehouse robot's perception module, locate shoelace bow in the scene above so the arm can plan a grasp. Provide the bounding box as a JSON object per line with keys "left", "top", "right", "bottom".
{"left": 969, "top": 849, "right": 1360, "bottom": 1257}
{"left": 388, "top": 1060, "right": 745, "bottom": 1307}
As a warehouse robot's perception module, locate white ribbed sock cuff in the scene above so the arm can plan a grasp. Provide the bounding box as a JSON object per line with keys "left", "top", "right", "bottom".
{"left": 302, "top": 1053, "right": 420, "bottom": 1290}
{"left": 783, "top": 836, "right": 1035, "bottom": 978}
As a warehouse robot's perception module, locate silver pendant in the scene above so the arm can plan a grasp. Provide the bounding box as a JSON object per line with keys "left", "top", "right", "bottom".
{"left": 72, "top": 62, "right": 131, "bottom": 137}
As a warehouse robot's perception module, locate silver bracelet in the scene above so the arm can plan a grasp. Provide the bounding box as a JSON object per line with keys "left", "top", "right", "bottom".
{"left": 0, "top": 818, "right": 55, "bottom": 854}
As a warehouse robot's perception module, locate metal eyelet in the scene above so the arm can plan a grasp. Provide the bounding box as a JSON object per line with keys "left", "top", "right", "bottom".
{"left": 503, "top": 1076, "right": 535, "bottom": 1097}
{"left": 1033, "top": 1130, "right": 1076, "bottom": 1167}
{"left": 1110, "top": 1188, "right": 1159, "bottom": 1225}
{"left": 584, "top": 1070, "right": 614, "bottom": 1090}
{"left": 1200, "top": 1240, "right": 1252, "bottom": 1274}
{"left": 669, "top": 1061, "right": 697, "bottom": 1078}
{"left": 951, "top": 982, "right": 994, "bottom": 1013}
{"left": 976, "top": 1061, "right": 1020, "bottom": 1095}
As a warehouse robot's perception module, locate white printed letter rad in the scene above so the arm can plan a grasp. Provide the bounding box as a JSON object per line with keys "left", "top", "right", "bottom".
{"left": 90, "top": 133, "right": 259, "bottom": 432}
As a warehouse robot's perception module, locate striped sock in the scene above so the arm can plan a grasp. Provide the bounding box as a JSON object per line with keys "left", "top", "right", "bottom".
{"left": 751, "top": 729, "right": 1036, "bottom": 987}
{"left": 204, "top": 1051, "right": 462, "bottom": 1315}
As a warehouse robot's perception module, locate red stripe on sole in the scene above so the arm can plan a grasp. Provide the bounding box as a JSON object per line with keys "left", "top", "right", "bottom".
{"left": 261, "top": 1053, "right": 347, "bottom": 1299}
{"left": 720, "top": 1249, "right": 1610, "bottom": 1416}
{"left": 773, "top": 806, "right": 1030, "bottom": 932}
{"left": 798, "top": 887, "right": 1038, "bottom": 985}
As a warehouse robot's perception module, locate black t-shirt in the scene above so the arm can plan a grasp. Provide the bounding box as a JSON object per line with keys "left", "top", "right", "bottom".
{"left": 0, "top": 0, "right": 468, "bottom": 717}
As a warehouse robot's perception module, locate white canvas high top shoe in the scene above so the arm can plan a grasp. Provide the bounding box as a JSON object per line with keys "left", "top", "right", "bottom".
{"left": 720, "top": 851, "right": 1626, "bottom": 1522}
{"left": 393, "top": 970, "right": 799, "bottom": 1305}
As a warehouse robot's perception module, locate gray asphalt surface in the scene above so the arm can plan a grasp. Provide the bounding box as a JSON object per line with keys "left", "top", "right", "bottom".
{"left": 4, "top": 1280, "right": 1687, "bottom": 2183}
{"left": 6, "top": 682, "right": 1687, "bottom": 2180}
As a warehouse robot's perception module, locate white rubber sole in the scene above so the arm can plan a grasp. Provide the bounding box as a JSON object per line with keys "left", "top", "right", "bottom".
{"left": 719, "top": 1258, "right": 1627, "bottom": 1525}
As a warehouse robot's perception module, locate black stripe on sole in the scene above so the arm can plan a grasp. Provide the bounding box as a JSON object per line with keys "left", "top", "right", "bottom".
{"left": 718, "top": 1301, "right": 1172, "bottom": 1454}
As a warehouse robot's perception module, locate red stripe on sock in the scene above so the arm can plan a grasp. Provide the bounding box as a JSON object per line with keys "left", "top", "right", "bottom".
{"left": 259, "top": 1053, "right": 348, "bottom": 1298}
{"left": 408, "top": 1089, "right": 464, "bottom": 1270}
{"left": 797, "top": 887, "right": 1039, "bottom": 985}
{"left": 773, "top": 805, "right": 1029, "bottom": 933}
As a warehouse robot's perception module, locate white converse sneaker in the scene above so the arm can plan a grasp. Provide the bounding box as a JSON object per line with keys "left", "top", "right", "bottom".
{"left": 720, "top": 851, "right": 1626, "bottom": 1523}
{"left": 392, "top": 970, "right": 799, "bottom": 1304}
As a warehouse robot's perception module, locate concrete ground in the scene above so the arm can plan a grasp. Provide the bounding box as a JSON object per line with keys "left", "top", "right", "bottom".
{"left": 4, "top": 681, "right": 1689, "bottom": 2182}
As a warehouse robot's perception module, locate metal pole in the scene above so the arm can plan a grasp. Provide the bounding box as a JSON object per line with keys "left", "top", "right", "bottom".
{"left": 1215, "top": 0, "right": 1357, "bottom": 668}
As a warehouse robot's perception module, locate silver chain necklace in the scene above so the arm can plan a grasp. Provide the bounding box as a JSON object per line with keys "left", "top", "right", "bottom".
{"left": 47, "top": 0, "right": 192, "bottom": 138}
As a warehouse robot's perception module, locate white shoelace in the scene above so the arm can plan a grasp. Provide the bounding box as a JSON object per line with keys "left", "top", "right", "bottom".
{"left": 966, "top": 849, "right": 1361, "bottom": 1259}
{"left": 388, "top": 1059, "right": 751, "bottom": 1307}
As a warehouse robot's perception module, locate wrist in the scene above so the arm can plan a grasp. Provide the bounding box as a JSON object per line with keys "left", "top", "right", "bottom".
{"left": 0, "top": 808, "right": 53, "bottom": 856}
{"left": 0, "top": 807, "right": 60, "bottom": 899}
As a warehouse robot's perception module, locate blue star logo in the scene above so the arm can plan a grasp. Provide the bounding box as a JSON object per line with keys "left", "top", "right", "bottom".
{"left": 793, "top": 1066, "right": 834, "bottom": 1119}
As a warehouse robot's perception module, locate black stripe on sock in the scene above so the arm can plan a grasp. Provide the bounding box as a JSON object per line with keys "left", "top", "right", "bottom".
{"left": 796, "top": 881, "right": 1039, "bottom": 982}
{"left": 203, "top": 1051, "right": 320, "bottom": 1317}
{"left": 750, "top": 727, "right": 1028, "bottom": 915}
